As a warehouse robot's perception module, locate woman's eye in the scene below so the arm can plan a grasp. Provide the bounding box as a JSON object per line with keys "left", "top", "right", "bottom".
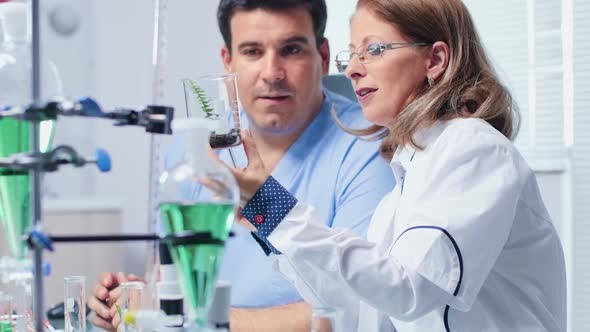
{"left": 366, "top": 44, "right": 382, "bottom": 56}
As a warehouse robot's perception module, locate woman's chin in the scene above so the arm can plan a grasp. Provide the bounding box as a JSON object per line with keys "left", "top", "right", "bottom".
{"left": 361, "top": 107, "right": 388, "bottom": 126}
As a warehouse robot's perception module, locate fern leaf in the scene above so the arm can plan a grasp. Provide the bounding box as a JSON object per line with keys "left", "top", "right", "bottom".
{"left": 188, "top": 79, "right": 219, "bottom": 119}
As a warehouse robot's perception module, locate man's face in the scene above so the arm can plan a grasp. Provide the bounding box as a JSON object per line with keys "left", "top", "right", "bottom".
{"left": 222, "top": 8, "right": 330, "bottom": 136}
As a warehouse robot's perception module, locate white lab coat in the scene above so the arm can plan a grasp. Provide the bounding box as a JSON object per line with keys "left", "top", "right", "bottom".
{"left": 267, "top": 118, "right": 566, "bottom": 331}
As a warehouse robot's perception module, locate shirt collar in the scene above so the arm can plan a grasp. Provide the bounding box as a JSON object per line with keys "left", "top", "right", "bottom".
{"left": 390, "top": 120, "right": 448, "bottom": 172}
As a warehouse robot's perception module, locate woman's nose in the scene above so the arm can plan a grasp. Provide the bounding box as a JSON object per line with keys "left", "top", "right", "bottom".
{"left": 345, "top": 55, "right": 366, "bottom": 80}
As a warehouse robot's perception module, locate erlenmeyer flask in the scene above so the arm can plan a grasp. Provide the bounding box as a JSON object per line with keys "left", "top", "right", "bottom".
{"left": 159, "top": 118, "right": 238, "bottom": 329}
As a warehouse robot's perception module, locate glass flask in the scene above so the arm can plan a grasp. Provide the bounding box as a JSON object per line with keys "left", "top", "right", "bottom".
{"left": 182, "top": 74, "right": 241, "bottom": 149}
{"left": 0, "top": 0, "right": 58, "bottom": 260}
{"left": 158, "top": 118, "right": 239, "bottom": 330}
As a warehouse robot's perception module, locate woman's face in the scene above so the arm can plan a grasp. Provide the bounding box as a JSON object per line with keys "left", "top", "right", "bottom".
{"left": 346, "top": 7, "right": 429, "bottom": 126}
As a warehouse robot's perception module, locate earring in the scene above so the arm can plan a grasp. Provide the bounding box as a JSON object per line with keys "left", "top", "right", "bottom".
{"left": 427, "top": 76, "right": 435, "bottom": 87}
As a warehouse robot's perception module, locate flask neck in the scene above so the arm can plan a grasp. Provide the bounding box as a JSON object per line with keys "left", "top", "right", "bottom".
{"left": 182, "top": 127, "right": 211, "bottom": 167}
{"left": 0, "top": 2, "right": 31, "bottom": 48}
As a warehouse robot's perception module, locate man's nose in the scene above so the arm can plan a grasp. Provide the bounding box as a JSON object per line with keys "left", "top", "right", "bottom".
{"left": 261, "top": 53, "right": 285, "bottom": 83}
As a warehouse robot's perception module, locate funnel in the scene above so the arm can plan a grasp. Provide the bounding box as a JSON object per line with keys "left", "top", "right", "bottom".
{"left": 160, "top": 202, "right": 234, "bottom": 328}
{"left": 0, "top": 118, "right": 54, "bottom": 259}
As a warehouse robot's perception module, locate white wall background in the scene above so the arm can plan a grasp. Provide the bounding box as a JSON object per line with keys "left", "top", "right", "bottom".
{"left": 25, "top": 0, "right": 583, "bottom": 330}
{"left": 324, "top": 0, "right": 356, "bottom": 73}
{"left": 41, "top": 0, "right": 225, "bottom": 273}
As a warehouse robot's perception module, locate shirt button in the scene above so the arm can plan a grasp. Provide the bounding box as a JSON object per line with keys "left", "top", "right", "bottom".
{"left": 254, "top": 215, "right": 265, "bottom": 224}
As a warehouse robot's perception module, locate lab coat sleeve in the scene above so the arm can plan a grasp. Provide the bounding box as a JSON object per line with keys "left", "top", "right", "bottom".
{"left": 264, "top": 122, "right": 526, "bottom": 320}
{"left": 268, "top": 203, "right": 454, "bottom": 322}
{"left": 393, "top": 122, "right": 526, "bottom": 311}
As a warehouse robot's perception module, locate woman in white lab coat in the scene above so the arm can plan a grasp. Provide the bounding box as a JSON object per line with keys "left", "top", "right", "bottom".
{"left": 227, "top": 0, "right": 567, "bottom": 331}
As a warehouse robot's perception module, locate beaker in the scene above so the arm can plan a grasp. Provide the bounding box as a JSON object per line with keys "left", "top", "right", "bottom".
{"left": 182, "top": 74, "right": 241, "bottom": 149}
{"left": 120, "top": 281, "right": 145, "bottom": 332}
{"left": 63, "top": 276, "right": 86, "bottom": 332}
{"left": 0, "top": 292, "right": 12, "bottom": 332}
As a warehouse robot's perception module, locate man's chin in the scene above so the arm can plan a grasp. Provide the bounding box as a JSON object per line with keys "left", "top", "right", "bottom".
{"left": 251, "top": 119, "right": 295, "bottom": 135}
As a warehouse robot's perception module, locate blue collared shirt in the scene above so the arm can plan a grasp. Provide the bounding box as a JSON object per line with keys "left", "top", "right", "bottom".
{"left": 164, "top": 88, "right": 395, "bottom": 307}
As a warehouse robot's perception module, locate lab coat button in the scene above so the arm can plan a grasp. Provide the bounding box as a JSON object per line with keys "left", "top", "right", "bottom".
{"left": 254, "top": 215, "right": 265, "bottom": 224}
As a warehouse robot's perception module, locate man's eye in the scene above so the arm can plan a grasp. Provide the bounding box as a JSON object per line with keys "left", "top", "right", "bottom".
{"left": 242, "top": 48, "right": 262, "bottom": 56}
{"left": 282, "top": 45, "right": 302, "bottom": 55}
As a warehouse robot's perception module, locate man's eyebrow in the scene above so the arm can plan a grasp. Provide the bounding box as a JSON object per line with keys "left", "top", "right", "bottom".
{"left": 236, "top": 36, "right": 310, "bottom": 50}
{"left": 237, "top": 41, "right": 262, "bottom": 50}
{"left": 282, "top": 36, "right": 310, "bottom": 45}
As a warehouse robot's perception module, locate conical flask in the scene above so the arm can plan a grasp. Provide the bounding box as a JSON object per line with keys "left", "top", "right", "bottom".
{"left": 0, "top": 1, "right": 56, "bottom": 260}
{"left": 158, "top": 118, "right": 238, "bottom": 329}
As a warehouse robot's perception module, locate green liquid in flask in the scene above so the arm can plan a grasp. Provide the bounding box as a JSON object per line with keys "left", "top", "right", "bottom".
{"left": 160, "top": 202, "right": 235, "bottom": 324}
{"left": 0, "top": 118, "right": 54, "bottom": 259}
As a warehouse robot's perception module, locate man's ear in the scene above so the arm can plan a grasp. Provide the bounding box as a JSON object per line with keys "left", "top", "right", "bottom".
{"left": 319, "top": 38, "right": 330, "bottom": 76}
{"left": 426, "top": 41, "right": 449, "bottom": 81}
{"left": 221, "top": 46, "right": 232, "bottom": 73}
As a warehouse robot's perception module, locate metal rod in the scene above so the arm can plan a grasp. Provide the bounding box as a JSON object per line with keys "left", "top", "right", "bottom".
{"left": 51, "top": 234, "right": 161, "bottom": 242}
{"left": 31, "top": 0, "right": 44, "bottom": 330}
{"left": 31, "top": 0, "right": 41, "bottom": 105}
{"left": 146, "top": 0, "right": 169, "bottom": 284}
{"left": 228, "top": 149, "right": 237, "bottom": 168}
{"left": 49, "top": 231, "right": 234, "bottom": 244}
{"left": 0, "top": 170, "right": 27, "bottom": 176}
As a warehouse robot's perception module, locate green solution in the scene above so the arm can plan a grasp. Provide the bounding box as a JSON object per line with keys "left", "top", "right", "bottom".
{"left": 0, "top": 321, "right": 12, "bottom": 332}
{"left": 0, "top": 117, "right": 30, "bottom": 260}
{"left": 0, "top": 118, "right": 54, "bottom": 259}
{"left": 160, "top": 202, "right": 235, "bottom": 325}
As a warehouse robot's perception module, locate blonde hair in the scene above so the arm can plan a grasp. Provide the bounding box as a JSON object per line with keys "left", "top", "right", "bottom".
{"left": 338, "top": 0, "right": 520, "bottom": 159}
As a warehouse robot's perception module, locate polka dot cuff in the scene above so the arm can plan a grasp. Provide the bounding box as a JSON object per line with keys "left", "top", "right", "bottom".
{"left": 242, "top": 176, "right": 298, "bottom": 255}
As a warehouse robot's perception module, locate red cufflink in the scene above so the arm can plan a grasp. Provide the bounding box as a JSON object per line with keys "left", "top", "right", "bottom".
{"left": 254, "top": 215, "right": 265, "bottom": 224}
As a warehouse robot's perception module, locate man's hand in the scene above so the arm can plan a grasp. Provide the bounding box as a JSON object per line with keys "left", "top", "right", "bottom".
{"left": 88, "top": 272, "right": 142, "bottom": 331}
{"left": 214, "top": 129, "right": 270, "bottom": 204}
{"left": 209, "top": 129, "right": 269, "bottom": 233}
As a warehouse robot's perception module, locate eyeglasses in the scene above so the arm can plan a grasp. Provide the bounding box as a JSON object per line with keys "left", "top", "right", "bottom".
{"left": 335, "top": 42, "right": 429, "bottom": 73}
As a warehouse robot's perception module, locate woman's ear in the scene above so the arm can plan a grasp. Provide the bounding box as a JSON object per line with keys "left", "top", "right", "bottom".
{"left": 426, "top": 41, "right": 450, "bottom": 81}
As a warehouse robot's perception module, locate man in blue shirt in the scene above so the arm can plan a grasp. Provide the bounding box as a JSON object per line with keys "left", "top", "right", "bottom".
{"left": 88, "top": 1, "right": 395, "bottom": 331}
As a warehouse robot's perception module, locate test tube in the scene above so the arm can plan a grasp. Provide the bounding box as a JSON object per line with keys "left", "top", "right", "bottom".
{"left": 0, "top": 292, "right": 12, "bottom": 331}
{"left": 120, "top": 281, "right": 145, "bottom": 332}
{"left": 64, "top": 276, "right": 86, "bottom": 332}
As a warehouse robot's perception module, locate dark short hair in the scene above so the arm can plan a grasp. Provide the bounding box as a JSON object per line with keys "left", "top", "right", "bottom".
{"left": 217, "top": 0, "right": 328, "bottom": 51}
